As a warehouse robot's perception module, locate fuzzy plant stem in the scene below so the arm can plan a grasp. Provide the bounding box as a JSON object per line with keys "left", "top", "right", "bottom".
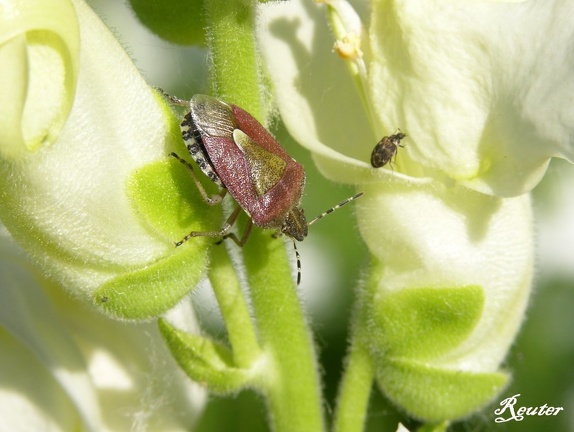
{"left": 203, "top": 1, "right": 325, "bottom": 431}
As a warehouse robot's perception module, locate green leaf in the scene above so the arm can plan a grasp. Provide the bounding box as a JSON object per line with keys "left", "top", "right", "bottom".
{"left": 370, "top": 286, "right": 485, "bottom": 360}
{"left": 376, "top": 357, "right": 508, "bottom": 422}
{"left": 158, "top": 318, "right": 251, "bottom": 394}
{"left": 127, "top": 0, "right": 206, "bottom": 46}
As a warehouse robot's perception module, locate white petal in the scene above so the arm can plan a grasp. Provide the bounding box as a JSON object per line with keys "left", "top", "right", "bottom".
{"left": 369, "top": 0, "right": 574, "bottom": 196}
{"left": 258, "top": 0, "right": 375, "bottom": 168}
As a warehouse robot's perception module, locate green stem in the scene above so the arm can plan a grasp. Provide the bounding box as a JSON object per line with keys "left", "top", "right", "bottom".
{"left": 332, "top": 325, "right": 375, "bottom": 432}
{"left": 243, "top": 229, "right": 325, "bottom": 432}
{"left": 204, "top": 0, "right": 262, "bottom": 119}
{"left": 208, "top": 246, "right": 261, "bottom": 368}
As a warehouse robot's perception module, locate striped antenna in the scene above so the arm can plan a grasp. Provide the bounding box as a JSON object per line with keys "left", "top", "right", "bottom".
{"left": 292, "top": 241, "right": 302, "bottom": 285}
{"left": 308, "top": 192, "right": 363, "bottom": 226}
{"left": 295, "top": 192, "right": 362, "bottom": 286}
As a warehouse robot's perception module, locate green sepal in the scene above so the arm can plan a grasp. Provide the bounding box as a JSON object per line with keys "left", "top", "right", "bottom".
{"left": 127, "top": 157, "right": 222, "bottom": 241}
{"left": 158, "top": 318, "right": 251, "bottom": 394}
{"left": 366, "top": 285, "right": 507, "bottom": 422}
{"left": 369, "top": 286, "right": 485, "bottom": 360}
{"left": 376, "top": 357, "right": 508, "bottom": 422}
{"left": 93, "top": 246, "right": 209, "bottom": 319}
{"left": 127, "top": 0, "right": 206, "bottom": 46}
{"left": 92, "top": 157, "right": 222, "bottom": 319}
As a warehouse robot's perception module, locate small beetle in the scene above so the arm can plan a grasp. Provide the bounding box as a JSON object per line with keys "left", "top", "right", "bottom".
{"left": 163, "top": 92, "right": 362, "bottom": 284}
{"left": 370, "top": 129, "right": 406, "bottom": 168}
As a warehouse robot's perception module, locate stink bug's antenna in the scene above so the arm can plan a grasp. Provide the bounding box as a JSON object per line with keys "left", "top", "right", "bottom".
{"left": 308, "top": 192, "right": 364, "bottom": 227}
{"left": 293, "top": 241, "right": 302, "bottom": 285}
{"left": 294, "top": 192, "right": 362, "bottom": 286}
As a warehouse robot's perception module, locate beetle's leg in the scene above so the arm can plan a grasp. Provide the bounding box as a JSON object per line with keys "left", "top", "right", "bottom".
{"left": 155, "top": 87, "right": 189, "bottom": 106}
{"left": 390, "top": 154, "right": 397, "bottom": 170}
{"left": 175, "top": 206, "right": 242, "bottom": 247}
{"left": 222, "top": 218, "right": 253, "bottom": 247}
{"left": 170, "top": 152, "right": 226, "bottom": 205}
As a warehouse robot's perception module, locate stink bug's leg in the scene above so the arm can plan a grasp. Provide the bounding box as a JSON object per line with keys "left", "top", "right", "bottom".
{"left": 170, "top": 152, "right": 226, "bottom": 205}
{"left": 308, "top": 192, "right": 364, "bottom": 226}
{"left": 175, "top": 206, "right": 242, "bottom": 247}
{"left": 293, "top": 241, "right": 302, "bottom": 285}
{"left": 155, "top": 87, "right": 189, "bottom": 106}
{"left": 222, "top": 218, "right": 253, "bottom": 247}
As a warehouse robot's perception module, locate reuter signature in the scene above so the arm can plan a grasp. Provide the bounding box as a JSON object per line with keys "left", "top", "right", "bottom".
{"left": 494, "top": 393, "right": 564, "bottom": 423}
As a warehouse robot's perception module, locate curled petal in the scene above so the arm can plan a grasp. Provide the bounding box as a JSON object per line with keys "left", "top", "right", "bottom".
{"left": 0, "top": 0, "right": 79, "bottom": 159}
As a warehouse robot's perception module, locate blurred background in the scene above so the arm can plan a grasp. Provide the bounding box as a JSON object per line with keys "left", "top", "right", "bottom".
{"left": 85, "top": 1, "right": 574, "bottom": 430}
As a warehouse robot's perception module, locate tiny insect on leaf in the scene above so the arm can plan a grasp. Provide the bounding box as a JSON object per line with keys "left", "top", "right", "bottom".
{"left": 161, "top": 91, "right": 363, "bottom": 285}
{"left": 370, "top": 129, "right": 406, "bottom": 168}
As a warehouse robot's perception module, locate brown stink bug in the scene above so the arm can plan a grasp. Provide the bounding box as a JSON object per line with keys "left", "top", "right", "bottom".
{"left": 163, "top": 92, "right": 362, "bottom": 284}
{"left": 370, "top": 129, "right": 406, "bottom": 168}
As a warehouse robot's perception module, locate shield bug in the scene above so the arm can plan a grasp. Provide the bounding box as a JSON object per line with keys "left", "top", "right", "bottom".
{"left": 163, "top": 92, "right": 362, "bottom": 284}
{"left": 370, "top": 129, "right": 406, "bottom": 168}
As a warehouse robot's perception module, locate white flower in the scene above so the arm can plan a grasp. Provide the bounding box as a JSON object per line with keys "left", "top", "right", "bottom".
{"left": 0, "top": 0, "right": 218, "bottom": 319}
{"left": 255, "top": 0, "right": 571, "bottom": 421}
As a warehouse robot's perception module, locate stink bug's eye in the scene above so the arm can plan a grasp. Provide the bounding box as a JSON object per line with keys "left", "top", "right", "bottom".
{"left": 370, "top": 129, "right": 406, "bottom": 168}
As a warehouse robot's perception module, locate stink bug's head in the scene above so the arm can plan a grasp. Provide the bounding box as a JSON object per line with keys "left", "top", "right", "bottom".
{"left": 281, "top": 207, "right": 308, "bottom": 241}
